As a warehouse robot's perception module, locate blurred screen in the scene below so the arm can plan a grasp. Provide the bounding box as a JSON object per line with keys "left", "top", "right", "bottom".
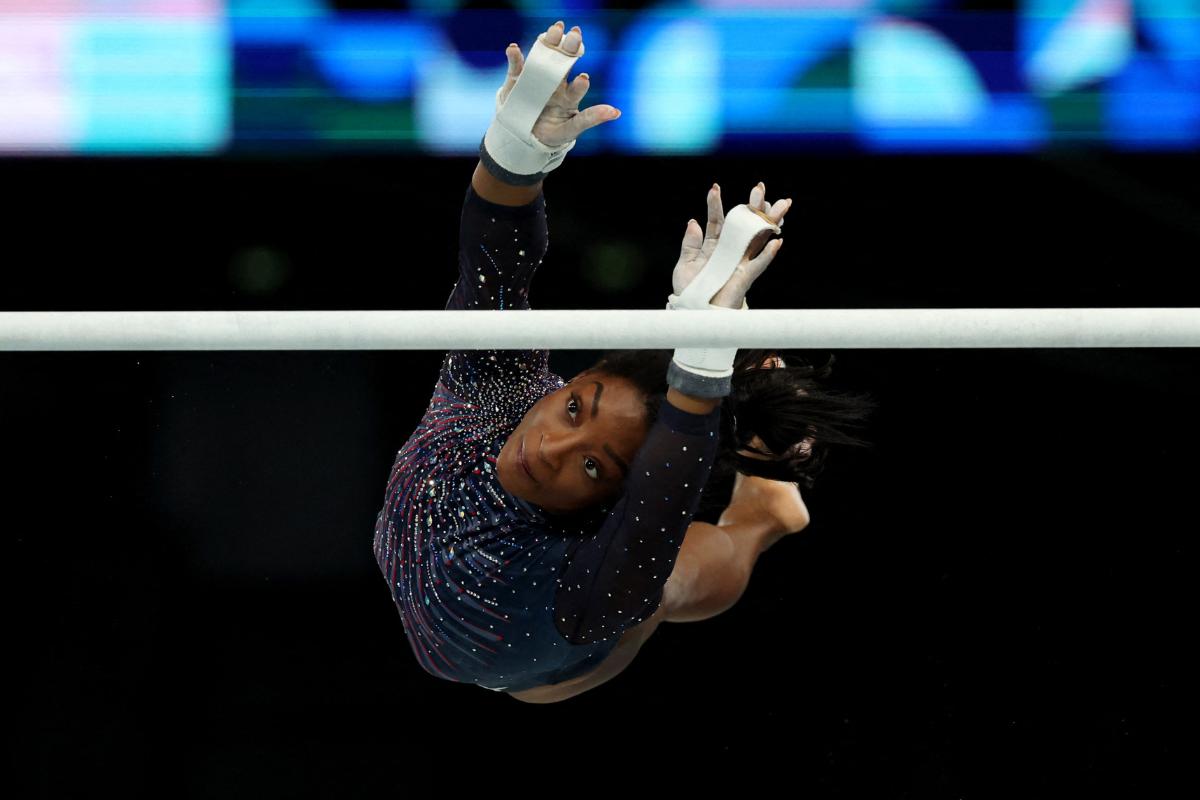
{"left": 2, "top": 0, "right": 1198, "bottom": 155}
{"left": 0, "top": 0, "right": 229, "bottom": 153}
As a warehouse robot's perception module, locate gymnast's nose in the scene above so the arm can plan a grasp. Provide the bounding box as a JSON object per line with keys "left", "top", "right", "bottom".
{"left": 538, "top": 431, "right": 576, "bottom": 472}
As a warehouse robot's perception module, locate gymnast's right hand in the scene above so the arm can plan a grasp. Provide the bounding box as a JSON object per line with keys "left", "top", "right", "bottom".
{"left": 672, "top": 181, "right": 792, "bottom": 309}
{"left": 500, "top": 21, "right": 620, "bottom": 150}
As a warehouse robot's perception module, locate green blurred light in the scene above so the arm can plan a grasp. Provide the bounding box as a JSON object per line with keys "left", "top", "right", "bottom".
{"left": 581, "top": 241, "right": 648, "bottom": 294}
{"left": 229, "top": 246, "right": 292, "bottom": 295}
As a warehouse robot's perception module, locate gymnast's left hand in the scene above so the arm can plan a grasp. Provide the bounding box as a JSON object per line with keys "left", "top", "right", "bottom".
{"left": 673, "top": 181, "right": 792, "bottom": 304}
{"left": 499, "top": 21, "right": 621, "bottom": 150}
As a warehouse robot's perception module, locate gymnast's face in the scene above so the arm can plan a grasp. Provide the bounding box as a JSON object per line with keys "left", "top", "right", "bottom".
{"left": 497, "top": 370, "right": 649, "bottom": 516}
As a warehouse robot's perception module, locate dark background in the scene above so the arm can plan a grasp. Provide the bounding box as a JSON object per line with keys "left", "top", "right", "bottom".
{"left": 5, "top": 152, "right": 1196, "bottom": 796}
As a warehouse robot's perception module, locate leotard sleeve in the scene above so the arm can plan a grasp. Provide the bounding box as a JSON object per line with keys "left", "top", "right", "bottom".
{"left": 553, "top": 396, "right": 722, "bottom": 644}
{"left": 438, "top": 183, "right": 552, "bottom": 404}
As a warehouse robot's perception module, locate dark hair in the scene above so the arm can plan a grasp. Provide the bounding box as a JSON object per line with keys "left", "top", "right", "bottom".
{"left": 576, "top": 349, "right": 878, "bottom": 523}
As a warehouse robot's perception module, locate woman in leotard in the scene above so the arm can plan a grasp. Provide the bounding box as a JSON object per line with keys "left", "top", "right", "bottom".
{"left": 373, "top": 21, "right": 875, "bottom": 702}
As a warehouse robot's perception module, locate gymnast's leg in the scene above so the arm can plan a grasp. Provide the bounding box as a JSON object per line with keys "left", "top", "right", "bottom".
{"left": 660, "top": 507, "right": 786, "bottom": 623}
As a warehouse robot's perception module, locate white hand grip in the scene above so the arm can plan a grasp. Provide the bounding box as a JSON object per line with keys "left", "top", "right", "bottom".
{"left": 480, "top": 32, "right": 585, "bottom": 184}
{"left": 666, "top": 203, "right": 781, "bottom": 312}
{"left": 665, "top": 203, "right": 781, "bottom": 390}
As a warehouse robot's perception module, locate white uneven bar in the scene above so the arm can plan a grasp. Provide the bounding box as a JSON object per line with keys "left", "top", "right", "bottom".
{"left": 0, "top": 309, "right": 1197, "bottom": 351}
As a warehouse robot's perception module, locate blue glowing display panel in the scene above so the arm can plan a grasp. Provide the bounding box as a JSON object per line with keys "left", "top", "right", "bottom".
{"left": 3, "top": 1, "right": 1198, "bottom": 155}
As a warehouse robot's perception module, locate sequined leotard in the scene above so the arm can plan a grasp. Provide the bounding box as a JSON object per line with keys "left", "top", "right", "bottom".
{"left": 373, "top": 183, "right": 722, "bottom": 692}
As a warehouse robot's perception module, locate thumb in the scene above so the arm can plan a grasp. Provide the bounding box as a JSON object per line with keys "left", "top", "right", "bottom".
{"left": 564, "top": 105, "right": 621, "bottom": 140}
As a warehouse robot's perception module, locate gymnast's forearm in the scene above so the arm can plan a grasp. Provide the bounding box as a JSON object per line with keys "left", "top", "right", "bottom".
{"left": 472, "top": 161, "right": 544, "bottom": 206}
{"left": 666, "top": 386, "right": 721, "bottom": 415}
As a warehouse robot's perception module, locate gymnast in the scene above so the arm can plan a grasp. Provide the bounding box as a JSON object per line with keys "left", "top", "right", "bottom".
{"left": 373, "top": 21, "right": 875, "bottom": 703}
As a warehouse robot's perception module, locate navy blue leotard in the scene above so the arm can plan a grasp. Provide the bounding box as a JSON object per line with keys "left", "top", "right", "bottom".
{"left": 373, "top": 183, "right": 722, "bottom": 692}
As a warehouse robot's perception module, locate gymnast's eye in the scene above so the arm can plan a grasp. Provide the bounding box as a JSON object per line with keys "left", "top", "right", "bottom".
{"left": 567, "top": 394, "right": 601, "bottom": 481}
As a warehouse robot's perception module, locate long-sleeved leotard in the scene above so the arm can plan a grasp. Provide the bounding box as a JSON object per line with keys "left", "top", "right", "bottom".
{"left": 373, "top": 183, "right": 721, "bottom": 692}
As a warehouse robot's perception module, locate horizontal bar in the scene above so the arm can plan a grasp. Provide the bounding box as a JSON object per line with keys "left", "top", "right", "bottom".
{"left": 0, "top": 309, "right": 1197, "bottom": 351}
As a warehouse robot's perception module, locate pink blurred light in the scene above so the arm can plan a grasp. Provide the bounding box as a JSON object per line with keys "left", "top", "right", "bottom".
{"left": 0, "top": 0, "right": 218, "bottom": 17}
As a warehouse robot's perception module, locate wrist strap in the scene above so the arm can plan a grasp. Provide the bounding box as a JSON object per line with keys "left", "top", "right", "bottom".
{"left": 478, "top": 134, "right": 546, "bottom": 186}
{"left": 666, "top": 297, "right": 750, "bottom": 398}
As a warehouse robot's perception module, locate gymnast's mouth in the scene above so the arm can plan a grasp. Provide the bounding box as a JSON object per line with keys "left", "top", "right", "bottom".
{"left": 519, "top": 436, "right": 537, "bottom": 482}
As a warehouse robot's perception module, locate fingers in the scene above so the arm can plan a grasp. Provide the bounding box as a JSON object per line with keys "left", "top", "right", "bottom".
{"left": 562, "top": 26, "right": 582, "bottom": 54}
{"left": 746, "top": 234, "right": 783, "bottom": 275}
{"left": 535, "top": 20, "right": 620, "bottom": 139}
{"left": 770, "top": 197, "right": 793, "bottom": 222}
{"left": 554, "top": 22, "right": 610, "bottom": 124}
{"left": 749, "top": 182, "right": 773, "bottom": 216}
{"left": 704, "top": 182, "right": 790, "bottom": 252}
{"left": 705, "top": 183, "right": 725, "bottom": 243}
{"left": 564, "top": 72, "right": 590, "bottom": 107}
{"left": 544, "top": 20, "right": 581, "bottom": 54}
{"left": 749, "top": 181, "right": 792, "bottom": 226}
{"left": 505, "top": 43, "right": 524, "bottom": 80}
{"left": 508, "top": 19, "right": 577, "bottom": 76}
{"left": 679, "top": 217, "right": 704, "bottom": 262}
